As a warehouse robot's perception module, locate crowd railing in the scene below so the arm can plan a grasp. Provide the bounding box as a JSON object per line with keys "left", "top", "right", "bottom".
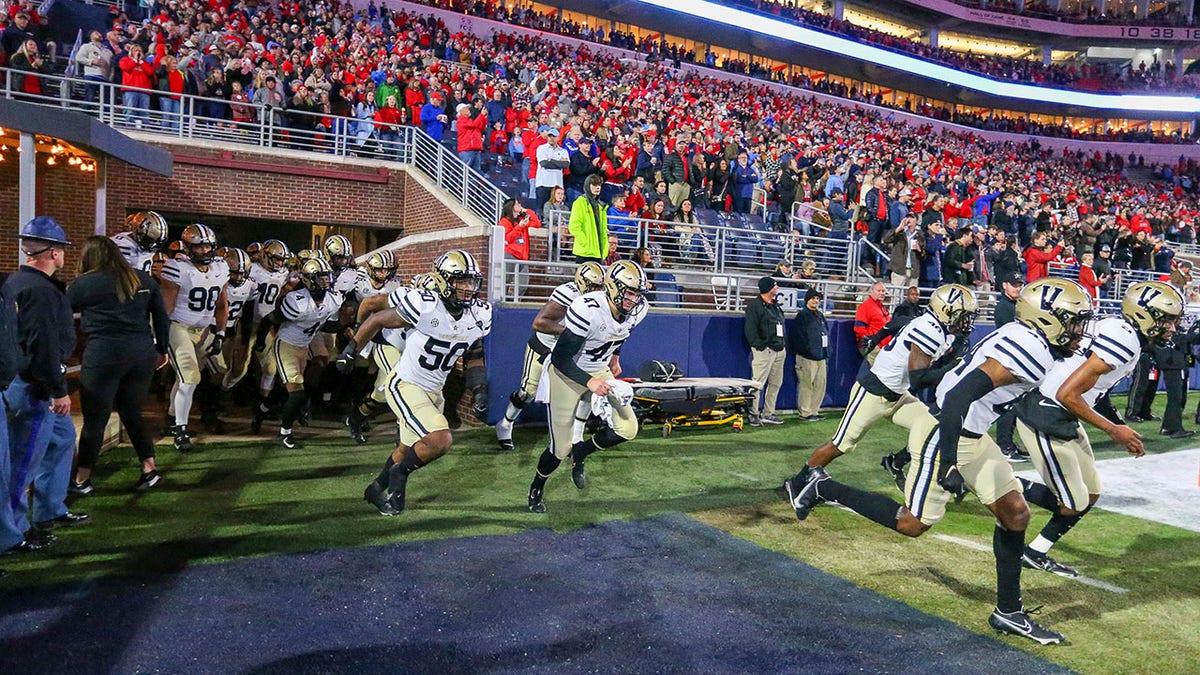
{"left": 0, "top": 67, "right": 506, "bottom": 227}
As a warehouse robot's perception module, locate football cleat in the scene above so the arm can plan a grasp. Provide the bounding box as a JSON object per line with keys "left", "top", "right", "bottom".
{"left": 571, "top": 460, "right": 588, "bottom": 490}
{"left": 69, "top": 480, "right": 94, "bottom": 496}
{"left": 250, "top": 408, "right": 266, "bottom": 435}
{"left": 364, "top": 480, "right": 400, "bottom": 516}
{"left": 1001, "top": 446, "right": 1030, "bottom": 463}
{"left": 528, "top": 486, "right": 547, "bottom": 514}
{"left": 988, "top": 607, "right": 1065, "bottom": 645}
{"left": 274, "top": 432, "right": 300, "bottom": 450}
{"left": 880, "top": 452, "right": 908, "bottom": 493}
{"left": 345, "top": 411, "right": 368, "bottom": 445}
{"left": 172, "top": 426, "right": 195, "bottom": 453}
{"left": 135, "top": 470, "right": 162, "bottom": 491}
{"left": 1021, "top": 550, "right": 1080, "bottom": 578}
{"left": 783, "top": 465, "right": 827, "bottom": 521}
{"left": 386, "top": 464, "right": 409, "bottom": 513}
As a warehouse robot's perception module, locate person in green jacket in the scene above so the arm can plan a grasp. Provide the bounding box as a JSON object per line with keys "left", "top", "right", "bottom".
{"left": 568, "top": 174, "right": 609, "bottom": 263}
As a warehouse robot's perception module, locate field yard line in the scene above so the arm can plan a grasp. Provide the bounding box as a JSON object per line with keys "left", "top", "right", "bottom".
{"left": 728, "top": 471, "right": 759, "bottom": 482}
{"left": 932, "top": 534, "right": 1130, "bottom": 594}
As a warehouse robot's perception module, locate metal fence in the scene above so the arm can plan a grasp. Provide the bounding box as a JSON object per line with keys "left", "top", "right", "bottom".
{"left": 1047, "top": 260, "right": 1162, "bottom": 298}
{"left": 0, "top": 66, "right": 506, "bottom": 226}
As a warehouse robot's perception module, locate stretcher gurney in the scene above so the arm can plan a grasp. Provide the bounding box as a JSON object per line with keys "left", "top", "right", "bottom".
{"left": 629, "top": 377, "right": 761, "bottom": 437}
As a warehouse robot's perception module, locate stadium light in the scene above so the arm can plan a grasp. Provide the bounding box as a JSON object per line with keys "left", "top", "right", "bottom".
{"left": 637, "top": 0, "right": 1200, "bottom": 114}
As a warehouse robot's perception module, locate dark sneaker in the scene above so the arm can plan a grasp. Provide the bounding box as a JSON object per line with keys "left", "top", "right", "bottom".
{"left": 298, "top": 402, "right": 311, "bottom": 427}
{"left": 880, "top": 452, "right": 908, "bottom": 493}
{"left": 35, "top": 512, "right": 89, "bottom": 529}
{"left": 988, "top": 607, "right": 1065, "bottom": 645}
{"left": 761, "top": 415, "right": 784, "bottom": 425}
{"left": 1162, "top": 429, "right": 1196, "bottom": 439}
{"left": 274, "top": 433, "right": 300, "bottom": 450}
{"left": 748, "top": 415, "right": 763, "bottom": 427}
{"left": 386, "top": 465, "right": 409, "bottom": 513}
{"left": 345, "top": 412, "right": 368, "bottom": 445}
{"left": 134, "top": 470, "right": 161, "bottom": 491}
{"left": 69, "top": 480, "right": 94, "bottom": 496}
{"left": 250, "top": 408, "right": 266, "bottom": 435}
{"left": 364, "top": 480, "right": 400, "bottom": 516}
{"left": 783, "top": 466, "right": 827, "bottom": 521}
{"left": 528, "top": 486, "right": 546, "bottom": 514}
{"left": 1000, "top": 446, "right": 1029, "bottom": 463}
{"left": 173, "top": 426, "right": 195, "bottom": 453}
{"left": 571, "top": 460, "right": 587, "bottom": 490}
{"left": 1022, "top": 550, "right": 1080, "bottom": 578}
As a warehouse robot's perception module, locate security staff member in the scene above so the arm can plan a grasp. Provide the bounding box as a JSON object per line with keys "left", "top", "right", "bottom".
{"left": 0, "top": 272, "right": 21, "bottom": 567}
{"left": 2, "top": 217, "right": 88, "bottom": 555}
{"left": 745, "top": 276, "right": 786, "bottom": 425}
{"left": 994, "top": 271, "right": 1025, "bottom": 461}
{"left": 1156, "top": 328, "right": 1195, "bottom": 438}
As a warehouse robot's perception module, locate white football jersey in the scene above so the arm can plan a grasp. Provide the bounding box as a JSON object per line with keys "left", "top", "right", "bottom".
{"left": 393, "top": 289, "right": 492, "bottom": 392}
{"left": 871, "top": 312, "right": 954, "bottom": 395}
{"left": 333, "top": 267, "right": 358, "bottom": 296}
{"left": 162, "top": 258, "right": 230, "bottom": 327}
{"left": 225, "top": 280, "right": 256, "bottom": 330}
{"left": 936, "top": 322, "right": 1054, "bottom": 436}
{"left": 249, "top": 263, "right": 291, "bottom": 318}
{"left": 356, "top": 269, "right": 401, "bottom": 300}
{"left": 378, "top": 282, "right": 413, "bottom": 350}
{"left": 277, "top": 288, "right": 345, "bottom": 347}
{"left": 113, "top": 232, "right": 153, "bottom": 273}
{"left": 562, "top": 290, "right": 649, "bottom": 373}
{"left": 535, "top": 281, "right": 585, "bottom": 350}
{"left": 1038, "top": 317, "right": 1140, "bottom": 409}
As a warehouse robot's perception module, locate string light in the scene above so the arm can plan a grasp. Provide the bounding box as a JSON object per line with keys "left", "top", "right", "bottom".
{"left": 46, "top": 156, "right": 56, "bottom": 166}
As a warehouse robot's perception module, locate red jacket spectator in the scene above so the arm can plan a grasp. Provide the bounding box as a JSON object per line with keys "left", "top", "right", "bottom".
{"left": 119, "top": 53, "right": 155, "bottom": 92}
{"left": 456, "top": 110, "right": 488, "bottom": 153}
{"left": 501, "top": 206, "right": 542, "bottom": 260}
{"left": 1078, "top": 263, "right": 1103, "bottom": 299}
{"left": 1024, "top": 242, "right": 1064, "bottom": 282}
{"left": 853, "top": 287, "right": 891, "bottom": 348}
{"left": 374, "top": 105, "right": 402, "bottom": 131}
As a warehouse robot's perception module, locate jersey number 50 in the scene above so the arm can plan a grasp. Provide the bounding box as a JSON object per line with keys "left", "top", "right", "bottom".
{"left": 419, "top": 337, "right": 469, "bottom": 372}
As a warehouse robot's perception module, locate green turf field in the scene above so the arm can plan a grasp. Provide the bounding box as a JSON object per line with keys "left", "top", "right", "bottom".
{"left": 4, "top": 396, "right": 1199, "bottom": 675}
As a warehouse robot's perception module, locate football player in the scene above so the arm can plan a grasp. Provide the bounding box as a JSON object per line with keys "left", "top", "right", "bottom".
{"left": 159, "top": 224, "right": 230, "bottom": 452}
{"left": 114, "top": 211, "right": 169, "bottom": 273}
{"left": 247, "top": 239, "right": 294, "bottom": 433}
{"left": 527, "top": 260, "right": 649, "bottom": 514}
{"left": 338, "top": 250, "right": 491, "bottom": 515}
{"left": 495, "top": 261, "right": 606, "bottom": 452}
{"left": 325, "top": 234, "right": 358, "bottom": 296}
{"left": 786, "top": 278, "right": 1093, "bottom": 645}
{"left": 261, "top": 257, "right": 345, "bottom": 449}
{"left": 215, "top": 247, "right": 256, "bottom": 391}
{"left": 1012, "top": 281, "right": 1181, "bottom": 578}
{"left": 784, "top": 284, "right": 976, "bottom": 493}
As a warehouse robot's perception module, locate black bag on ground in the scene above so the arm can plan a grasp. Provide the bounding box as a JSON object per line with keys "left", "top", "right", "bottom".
{"left": 639, "top": 360, "right": 684, "bottom": 382}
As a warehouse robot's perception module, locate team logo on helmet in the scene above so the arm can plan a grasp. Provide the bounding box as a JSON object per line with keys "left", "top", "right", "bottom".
{"left": 126, "top": 211, "right": 169, "bottom": 253}
{"left": 1016, "top": 278, "right": 1094, "bottom": 348}
{"left": 324, "top": 235, "right": 353, "bottom": 269}
{"left": 929, "top": 284, "right": 979, "bottom": 336}
{"left": 366, "top": 250, "right": 397, "bottom": 282}
{"left": 574, "top": 261, "right": 605, "bottom": 293}
{"left": 1123, "top": 280, "right": 1183, "bottom": 342}
{"left": 604, "top": 260, "right": 648, "bottom": 319}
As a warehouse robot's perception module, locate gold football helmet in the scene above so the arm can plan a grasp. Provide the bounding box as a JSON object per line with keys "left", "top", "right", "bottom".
{"left": 180, "top": 224, "right": 217, "bottom": 265}
{"left": 299, "top": 256, "right": 333, "bottom": 295}
{"left": 261, "top": 239, "right": 290, "bottom": 272}
{"left": 224, "top": 247, "right": 251, "bottom": 287}
{"left": 1123, "top": 280, "right": 1183, "bottom": 341}
{"left": 126, "top": 211, "right": 169, "bottom": 252}
{"left": 366, "top": 250, "right": 397, "bottom": 282}
{"left": 1016, "top": 278, "right": 1094, "bottom": 348}
{"left": 574, "top": 261, "right": 605, "bottom": 293}
{"left": 324, "top": 234, "right": 353, "bottom": 269}
{"left": 604, "top": 260, "right": 648, "bottom": 318}
{"left": 929, "top": 284, "right": 979, "bottom": 336}
{"left": 433, "top": 249, "right": 483, "bottom": 308}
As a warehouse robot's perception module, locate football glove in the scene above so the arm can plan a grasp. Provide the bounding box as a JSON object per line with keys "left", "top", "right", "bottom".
{"left": 206, "top": 331, "right": 225, "bottom": 356}
{"left": 335, "top": 340, "right": 358, "bottom": 374}
{"left": 937, "top": 464, "right": 968, "bottom": 503}
{"left": 472, "top": 382, "right": 489, "bottom": 422}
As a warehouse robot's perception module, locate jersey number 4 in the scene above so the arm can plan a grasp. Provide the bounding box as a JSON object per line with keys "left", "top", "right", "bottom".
{"left": 418, "top": 337, "right": 469, "bottom": 372}
{"left": 187, "top": 286, "right": 220, "bottom": 313}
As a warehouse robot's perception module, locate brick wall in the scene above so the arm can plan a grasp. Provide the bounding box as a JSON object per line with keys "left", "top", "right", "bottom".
{"left": 1, "top": 155, "right": 99, "bottom": 280}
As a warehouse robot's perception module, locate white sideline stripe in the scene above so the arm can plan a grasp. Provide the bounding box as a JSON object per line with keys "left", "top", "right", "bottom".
{"left": 728, "top": 472, "right": 759, "bottom": 482}
{"left": 932, "top": 535, "right": 1130, "bottom": 594}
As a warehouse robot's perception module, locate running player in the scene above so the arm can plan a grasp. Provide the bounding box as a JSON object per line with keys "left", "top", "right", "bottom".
{"left": 495, "top": 262, "right": 606, "bottom": 452}
{"left": 159, "top": 224, "right": 230, "bottom": 452}
{"left": 113, "top": 211, "right": 169, "bottom": 273}
{"left": 1013, "top": 281, "right": 1181, "bottom": 577}
{"left": 786, "top": 278, "right": 1093, "bottom": 645}
{"left": 527, "top": 260, "right": 649, "bottom": 514}
{"left": 248, "top": 239, "right": 293, "bottom": 433}
{"left": 339, "top": 250, "right": 491, "bottom": 515}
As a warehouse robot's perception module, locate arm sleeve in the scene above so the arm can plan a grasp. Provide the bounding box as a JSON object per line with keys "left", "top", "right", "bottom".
{"left": 937, "top": 368, "right": 996, "bottom": 468}
{"left": 550, "top": 329, "right": 592, "bottom": 387}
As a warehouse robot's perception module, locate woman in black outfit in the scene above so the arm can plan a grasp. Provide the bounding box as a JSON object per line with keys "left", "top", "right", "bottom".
{"left": 67, "top": 236, "right": 170, "bottom": 493}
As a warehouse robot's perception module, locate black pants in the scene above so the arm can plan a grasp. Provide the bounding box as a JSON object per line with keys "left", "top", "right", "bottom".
{"left": 1126, "top": 354, "right": 1156, "bottom": 419}
{"left": 77, "top": 355, "right": 158, "bottom": 470}
{"left": 1161, "top": 367, "right": 1186, "bottom": 433}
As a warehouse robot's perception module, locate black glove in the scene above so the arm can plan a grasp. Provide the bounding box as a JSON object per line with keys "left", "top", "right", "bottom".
{"left": 472, "top": 382, "right": 489, "bottom": 422}
{"left": 335, "top": 340, "right": 358, "bottom": 374}
{"left": 937, "top": 464, "right": 968, "bottom": 504}
{"left": 206, "top": 331, "right": 225, "bottom": 356}
{"left": 252, "top": 336, "right": 267, "bottom": 353}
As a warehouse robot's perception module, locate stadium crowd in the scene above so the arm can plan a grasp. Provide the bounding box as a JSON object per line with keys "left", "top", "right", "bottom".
{"left": 948, "top": 0, "right": 1195, "bottom": 26}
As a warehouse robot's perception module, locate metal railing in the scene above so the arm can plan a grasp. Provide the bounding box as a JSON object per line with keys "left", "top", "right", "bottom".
{"left": 0, "top": 66, "right": 506, "bottom": 226}
{"left": 543, "top": 210, "right": 857, "bottom": 280}
{"left": 1047, "top": 261, "right": 1162, "bottom": 298}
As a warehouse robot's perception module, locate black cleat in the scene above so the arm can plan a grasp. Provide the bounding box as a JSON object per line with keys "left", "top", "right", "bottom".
{"left": 783, "top": 465, "right": 827, "bottom": 521}
{"left": 571, "top": 461, "right": 587, "bottom": 489}
{"left": 496, "top": 419, "right": 515, "bottom": 451}
{"left": 364, "top": 480, "right": 400, "bottom": 516}
{"left": 386, "top": 465, "right": 409, "bottom": 513}
{"left": 274, "top": 432, "right": 300, "bottom": 450}
{"left": 35, "top": 512, "right": 89, "bottom": 529}
{"left": 880, "top": 452, "right": 908, "bottom": 493}
{"left": 498, "top": 438, "right": 515, "bottom": 452}
{"left": 988, "top": 607, "right": 1065, "bottom": 645}
{"left": 1001, "top": 445, "right": 1029, "bottom": 463}
{"left": 345, "top": 413, "right": 368, "bottom": 445}
{"left": 172, "top": 426, "right": 195, "bottom": 453}
{"left": 1022, "top": 550, "right": 1080, "bottom": 578}
{"left": 528, "top": 486, "right": 546, "bottom": 514}
{"left": 69, "top": 479, "right": 94, "bottom": 496}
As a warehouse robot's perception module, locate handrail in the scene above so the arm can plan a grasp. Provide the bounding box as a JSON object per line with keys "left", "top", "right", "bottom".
{"left": 0, "top": 66, "right": 506, "bottom": 227}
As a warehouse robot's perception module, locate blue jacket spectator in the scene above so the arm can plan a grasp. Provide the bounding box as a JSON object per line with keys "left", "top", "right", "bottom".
{"left": 731, "top": 153, "right": 759, "bottom": 214}
{"left": 420, "top": 99, "right": 447, "bottom": 141}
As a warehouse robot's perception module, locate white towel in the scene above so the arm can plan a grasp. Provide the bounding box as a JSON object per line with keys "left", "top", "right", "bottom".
{"left": 590, "top": 380, "right": 634, "bottom": 427}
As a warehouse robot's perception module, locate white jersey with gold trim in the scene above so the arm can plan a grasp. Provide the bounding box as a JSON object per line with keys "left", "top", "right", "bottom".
{"left": 562, "top": 290, "right": 649, "bottom": 373}
{"left": 535, "top": 281, "right": 585, "bottom": 351}
{"left": 871, "top": 312, "right": 954, "bottom": 394}
{"left": 249, "top": 262, "right": 291, "bottom": 318}
{"left": 1037, "top": 317, "right": 1140, "bottom": 409}
{"left": 393, "top": 289, "right": 492, "bottom": 392}
{"left": 935, "top": 322, "right": 1054, "bottom": 435}
{"left": 225, "top": 280, "right": 256, "bottom": 331}
{"left": 277, "top": 289, "right": 345, "bottom": 347}
{"left": 162, "top": 258, "right": 230, "bottom": 328}
{"left": 333, "top": 267, "right": 358, "bottom": 296}
{"left": 113, "top": 232, "right": 154, "bottom": 273}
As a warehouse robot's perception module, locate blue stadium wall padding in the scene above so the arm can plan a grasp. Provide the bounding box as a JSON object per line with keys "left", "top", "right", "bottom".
{"left": 49, "top": 1, "right": 113, "bottom": 46}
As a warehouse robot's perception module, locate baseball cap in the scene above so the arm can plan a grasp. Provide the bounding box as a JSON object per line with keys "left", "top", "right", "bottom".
{"left": 1000, "top": 271, "right": 1024, "bottom": 287}
{"left": 1100, "top": 244, "right": 1112, "bottom": 252}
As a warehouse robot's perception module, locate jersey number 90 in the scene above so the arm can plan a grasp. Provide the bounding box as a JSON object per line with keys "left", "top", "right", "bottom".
{"left": 187, "top": 286, "right": 220, "bottom": 313}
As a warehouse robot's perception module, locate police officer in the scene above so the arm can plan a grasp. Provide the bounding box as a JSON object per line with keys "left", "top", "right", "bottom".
{"left": 2, "top": 217, "right": 88, "bottom": 554}
{"left": 1158, "top": 324, "right": 1195, "bottom": 438}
